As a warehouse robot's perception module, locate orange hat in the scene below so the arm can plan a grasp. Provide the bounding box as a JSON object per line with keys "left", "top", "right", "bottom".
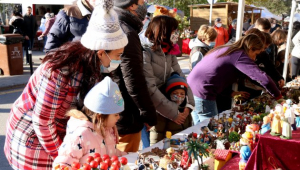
{"left": 242, "top": 132, "right": 253, "bottom": 139}
{"left": 153, "top": 5, "right": 177, "bottom": 18}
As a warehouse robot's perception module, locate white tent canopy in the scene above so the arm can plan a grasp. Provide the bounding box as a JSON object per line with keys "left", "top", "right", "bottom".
{"left": 284, "top": 13, "right": 300, "bottom": 22}
{"left": 251, "top": 6, "right": 281, "bottom": 20}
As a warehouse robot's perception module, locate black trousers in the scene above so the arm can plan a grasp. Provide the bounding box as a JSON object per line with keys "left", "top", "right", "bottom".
{"left": 24, "top": 38, "right": 34, "bottom": 63}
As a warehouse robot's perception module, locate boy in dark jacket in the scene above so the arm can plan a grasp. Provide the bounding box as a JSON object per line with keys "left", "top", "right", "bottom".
{"left": 44, "top": 0, "right": 96, "bottom": 52}
{"left": 113, "top": 0, "right": 157, "bottom": 152}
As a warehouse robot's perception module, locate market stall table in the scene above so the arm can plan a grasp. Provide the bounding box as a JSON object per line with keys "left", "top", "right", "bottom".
{"left": 245, "top": 128, "right": 300, "bottom": 170}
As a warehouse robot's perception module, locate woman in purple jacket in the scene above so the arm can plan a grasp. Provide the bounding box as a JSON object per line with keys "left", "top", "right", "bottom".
{"left": 187, "top": 34, "right": 282, "bottom": 125}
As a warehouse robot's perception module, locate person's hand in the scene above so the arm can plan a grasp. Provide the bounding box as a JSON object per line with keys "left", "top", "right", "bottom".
{"left": 173, "top": 113, "right": 186, "bottom": 125}
{"left": 231, "top": 91, "right": 250, "bottom": 99}
{"left": 25, "top": 35, "right": 29, "bottom": 40}
{"left": 144, "top": 123, "right": 152, "bottom": 132}
{"left": 278, "top": 79, "right": 285, "bottom": 88}
{"left": 181, "top": 107, "right": 191, "bottom": 119}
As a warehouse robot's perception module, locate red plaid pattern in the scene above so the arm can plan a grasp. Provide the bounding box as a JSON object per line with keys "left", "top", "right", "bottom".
{"left": 4, "top": 63, "right": 83, "bottom": 170}
{"left": 214, "top": 149, "right": 231, "bottom": 161}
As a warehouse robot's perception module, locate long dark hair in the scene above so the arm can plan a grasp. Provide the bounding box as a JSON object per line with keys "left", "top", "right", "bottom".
{"left": 145, "top": 15, "right": 178, "bottom": 51}
{"left": 42, "top": 41, "right": 103, "bottom": 101}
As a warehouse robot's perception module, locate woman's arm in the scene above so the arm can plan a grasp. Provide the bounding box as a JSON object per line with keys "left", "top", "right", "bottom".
{"left": 32, "top": 70, "right": 69, "bottom": 159}
{"left": 143, "top": 50, "right": 179, "bottom": 121}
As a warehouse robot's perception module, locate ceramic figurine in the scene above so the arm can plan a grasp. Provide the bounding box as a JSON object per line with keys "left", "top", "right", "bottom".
{"left": 293, "top": 104, "right": 300, "bottom": 127}
{"left": 163, "top": 131, "right": 172, "bottom": 149}
{"left": 242, "top": 132, "right": 253, "bottom": 150}
{"left": 285, "top": 108, "right": 297, "bottom": 131}
{"left": 270, "top": 115, "right": 282, "bottom": 136}
{"left": 239, "top": 145, "right": 251, "bottom": 170}
{"left": 260, "top": 116, "right": 271, "bottom": 134}
{"left": 280, "top": 118, "right": 292, "bottom": 139}
{"left": 275, "top": 104, "right": 283, "bottom": 115}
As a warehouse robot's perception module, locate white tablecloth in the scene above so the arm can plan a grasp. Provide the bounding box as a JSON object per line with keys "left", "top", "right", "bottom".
{"left": 123, "top": 110, "right": 233, "bottom": 169}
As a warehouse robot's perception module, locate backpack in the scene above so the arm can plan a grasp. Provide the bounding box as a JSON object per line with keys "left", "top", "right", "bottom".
{"left": 189, "top": 46, "right": 211, "bottom": 70}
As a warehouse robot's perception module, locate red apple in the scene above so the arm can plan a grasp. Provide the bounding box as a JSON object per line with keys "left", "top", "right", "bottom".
{"left": 110, "top": 164, "right": 119, "bottom": 170}
{"left": 90, "top": 160, "right": 98, "bottom": 168}
{"left": 71, "top": 162, "right": 80, "bottom": 169}
{"left": 120, "top": 157, "right": 128, "bottom": 165}
{"left": 110, "top": 155, "right": 118, "bottom": 162}
{"left": 86, "top": 156, "right": 94, "bottom": 163}
{"left": 82, "top": 163, "right": 91, "bottom": 170}
{"left": 95, "top": 156, "right": 102, "bottom": 164}
{"left": 104, "top": 159, "right": 112, "bottom": 167}
{"left": 100, "top": 162, "right": 108, "bottom": 170}
{"left": 102, "top": 154, "right": 110, "bottom": 161}
{"left": 112, "top": 160, "right": 121, "bottom": 168}
{"left": 94, "top": 153, "right": 101, "bottom": 158}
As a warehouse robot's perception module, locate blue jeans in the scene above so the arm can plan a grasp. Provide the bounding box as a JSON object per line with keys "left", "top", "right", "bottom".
{"left": 24, "top": 38, "right": 34, "bottom": 63}
{"left": 191, "top": 96, "right": 218, "bottom": 125}
{"left": 141, "top": 125, "right": 150, "bottom": 149}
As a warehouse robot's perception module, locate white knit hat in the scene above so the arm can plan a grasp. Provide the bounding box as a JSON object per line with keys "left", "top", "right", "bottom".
{"left": 84, "top": 77, "right": 124, "bottom": 114}
{"left": 81, "top": 0, "right": 128, "bottom": 50}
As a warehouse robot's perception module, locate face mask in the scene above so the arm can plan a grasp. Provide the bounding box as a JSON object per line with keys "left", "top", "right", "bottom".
{"left": 170, "top": 95, "right": 185, "bottom": 105}
{"left": 216, "top": 23, "right": 222, "bottom": 27}
{"left": 135, "top": 3, "right": 148, "bottom": 21}
{"left": 100, "top": 51, "right": 121, "bottom": 73}
{"left": 209, "top": 42, "right": 215, "bottom": 48}
{"left": 170, "top": 32, "right": 179, "bottom": 44}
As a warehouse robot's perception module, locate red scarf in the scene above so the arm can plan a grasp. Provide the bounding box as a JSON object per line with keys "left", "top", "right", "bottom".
{"left": 161, "top": 42, "right": 171, "bottom": 53}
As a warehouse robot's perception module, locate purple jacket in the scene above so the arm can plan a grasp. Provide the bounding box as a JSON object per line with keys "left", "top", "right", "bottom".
{"left": 187, "top": 47, "right": 280, "bottom": 100}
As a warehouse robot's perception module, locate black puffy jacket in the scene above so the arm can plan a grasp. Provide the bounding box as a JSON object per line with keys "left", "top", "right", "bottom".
{"left": 112, "top": 7, "right": 157, "bottom": 135}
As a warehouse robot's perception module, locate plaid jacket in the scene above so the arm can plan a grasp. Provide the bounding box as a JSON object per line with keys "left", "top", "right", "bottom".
{"left": 4, "top": 62, "right": 83, "bottom": 170}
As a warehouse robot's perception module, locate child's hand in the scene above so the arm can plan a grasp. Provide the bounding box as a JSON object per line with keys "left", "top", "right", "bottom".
{"left": 173, "top": 113, "right": 186, "bottom": 125}
{"left": 181, "top": 107, "right": 191, "bottom": 119}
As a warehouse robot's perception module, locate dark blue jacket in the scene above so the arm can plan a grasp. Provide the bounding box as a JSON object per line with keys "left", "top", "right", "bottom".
{"left": 45, "top": 6, "right": 90, "bottom": 52}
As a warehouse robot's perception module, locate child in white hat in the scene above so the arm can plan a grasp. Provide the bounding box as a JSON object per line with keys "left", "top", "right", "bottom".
{"left": 53, "top": 77, "right": 126, "bottom": 168}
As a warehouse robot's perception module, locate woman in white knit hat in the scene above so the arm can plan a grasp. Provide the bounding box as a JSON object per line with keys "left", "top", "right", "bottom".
{"left": 4, "top": 0, "right": 128, "bottom": 169}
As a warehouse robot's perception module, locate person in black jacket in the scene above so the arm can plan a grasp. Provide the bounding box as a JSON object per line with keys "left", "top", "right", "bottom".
{"left": 23, "top": 6, "right": 38, "bottom": 64}
{"left": 9, "top": 11, "right": 24, "bottom": 34}
{"left": 113, "top": 0, "right": 157, "bottom": 152}
{"left": 45, "top": 0, "right": 97, "bottom": 52}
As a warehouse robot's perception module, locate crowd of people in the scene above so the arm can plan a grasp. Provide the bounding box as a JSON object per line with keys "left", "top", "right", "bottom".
{"left": 2, "top": 0, "right": 299, "bottom": 169}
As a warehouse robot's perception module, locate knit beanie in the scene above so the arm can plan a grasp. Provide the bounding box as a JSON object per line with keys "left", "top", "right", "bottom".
{"left": 81, "top": 0, "right": 128, "bottom": 50}
{"left": 114, "top": 0, "right": 138, "bottom": 9}
{"left": 84, "top": 77, "right": 124, "bottom": 114}
{"left": 165, "top": 72, "right": 188, "bottom": 97}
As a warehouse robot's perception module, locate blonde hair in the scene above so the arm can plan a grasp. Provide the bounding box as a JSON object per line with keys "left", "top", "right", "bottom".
{"left": 82, "top": 106, "right": 109, "bottom": 138}
{"left": 197, "top": 25, "right": 217, "bottom": 42}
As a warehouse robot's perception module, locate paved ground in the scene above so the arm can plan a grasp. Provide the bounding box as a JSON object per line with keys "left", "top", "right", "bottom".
{"left": 0, "top": 50, "right": 190, "bottom": 170}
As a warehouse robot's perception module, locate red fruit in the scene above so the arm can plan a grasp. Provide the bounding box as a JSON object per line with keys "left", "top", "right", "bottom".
{"left": 90, "top": 160, "right": 98, "bottom": 168}
{"left": 82, "top": 163, "right": 91, "bottom": 170}
{"left": 86, "top": 156, "right": 94, "bottom": 163}
{"left": 110, "top": 164, "right": 119, "bottom": 170}
{"left": 95, "top": 157, "right": 102, "bottom": 164}
{"left": 71, "top": 162, "right": 80, "bottom": 169}
{"left": 112, "top": 160, "right": 121, "bottom": 168}
{"left": 100, "top": 162, "right": 108, "bottom": 170}
{"left": 193, "top": 133, "right": 197, "bottom": 138}
{"left": 120, "top": 157, "right": 128, "bottom": 165}
{"left": 104, "top": 159, "right": 112, "bottom": 167}
{"left": 102, "top": 154, "right": 110, "bottom": 161}
{"left": 111, "top": 155, "right": 118, "bottom": 162}
{"left": 94, "top": 153, "right": 101, "bottom": 158}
